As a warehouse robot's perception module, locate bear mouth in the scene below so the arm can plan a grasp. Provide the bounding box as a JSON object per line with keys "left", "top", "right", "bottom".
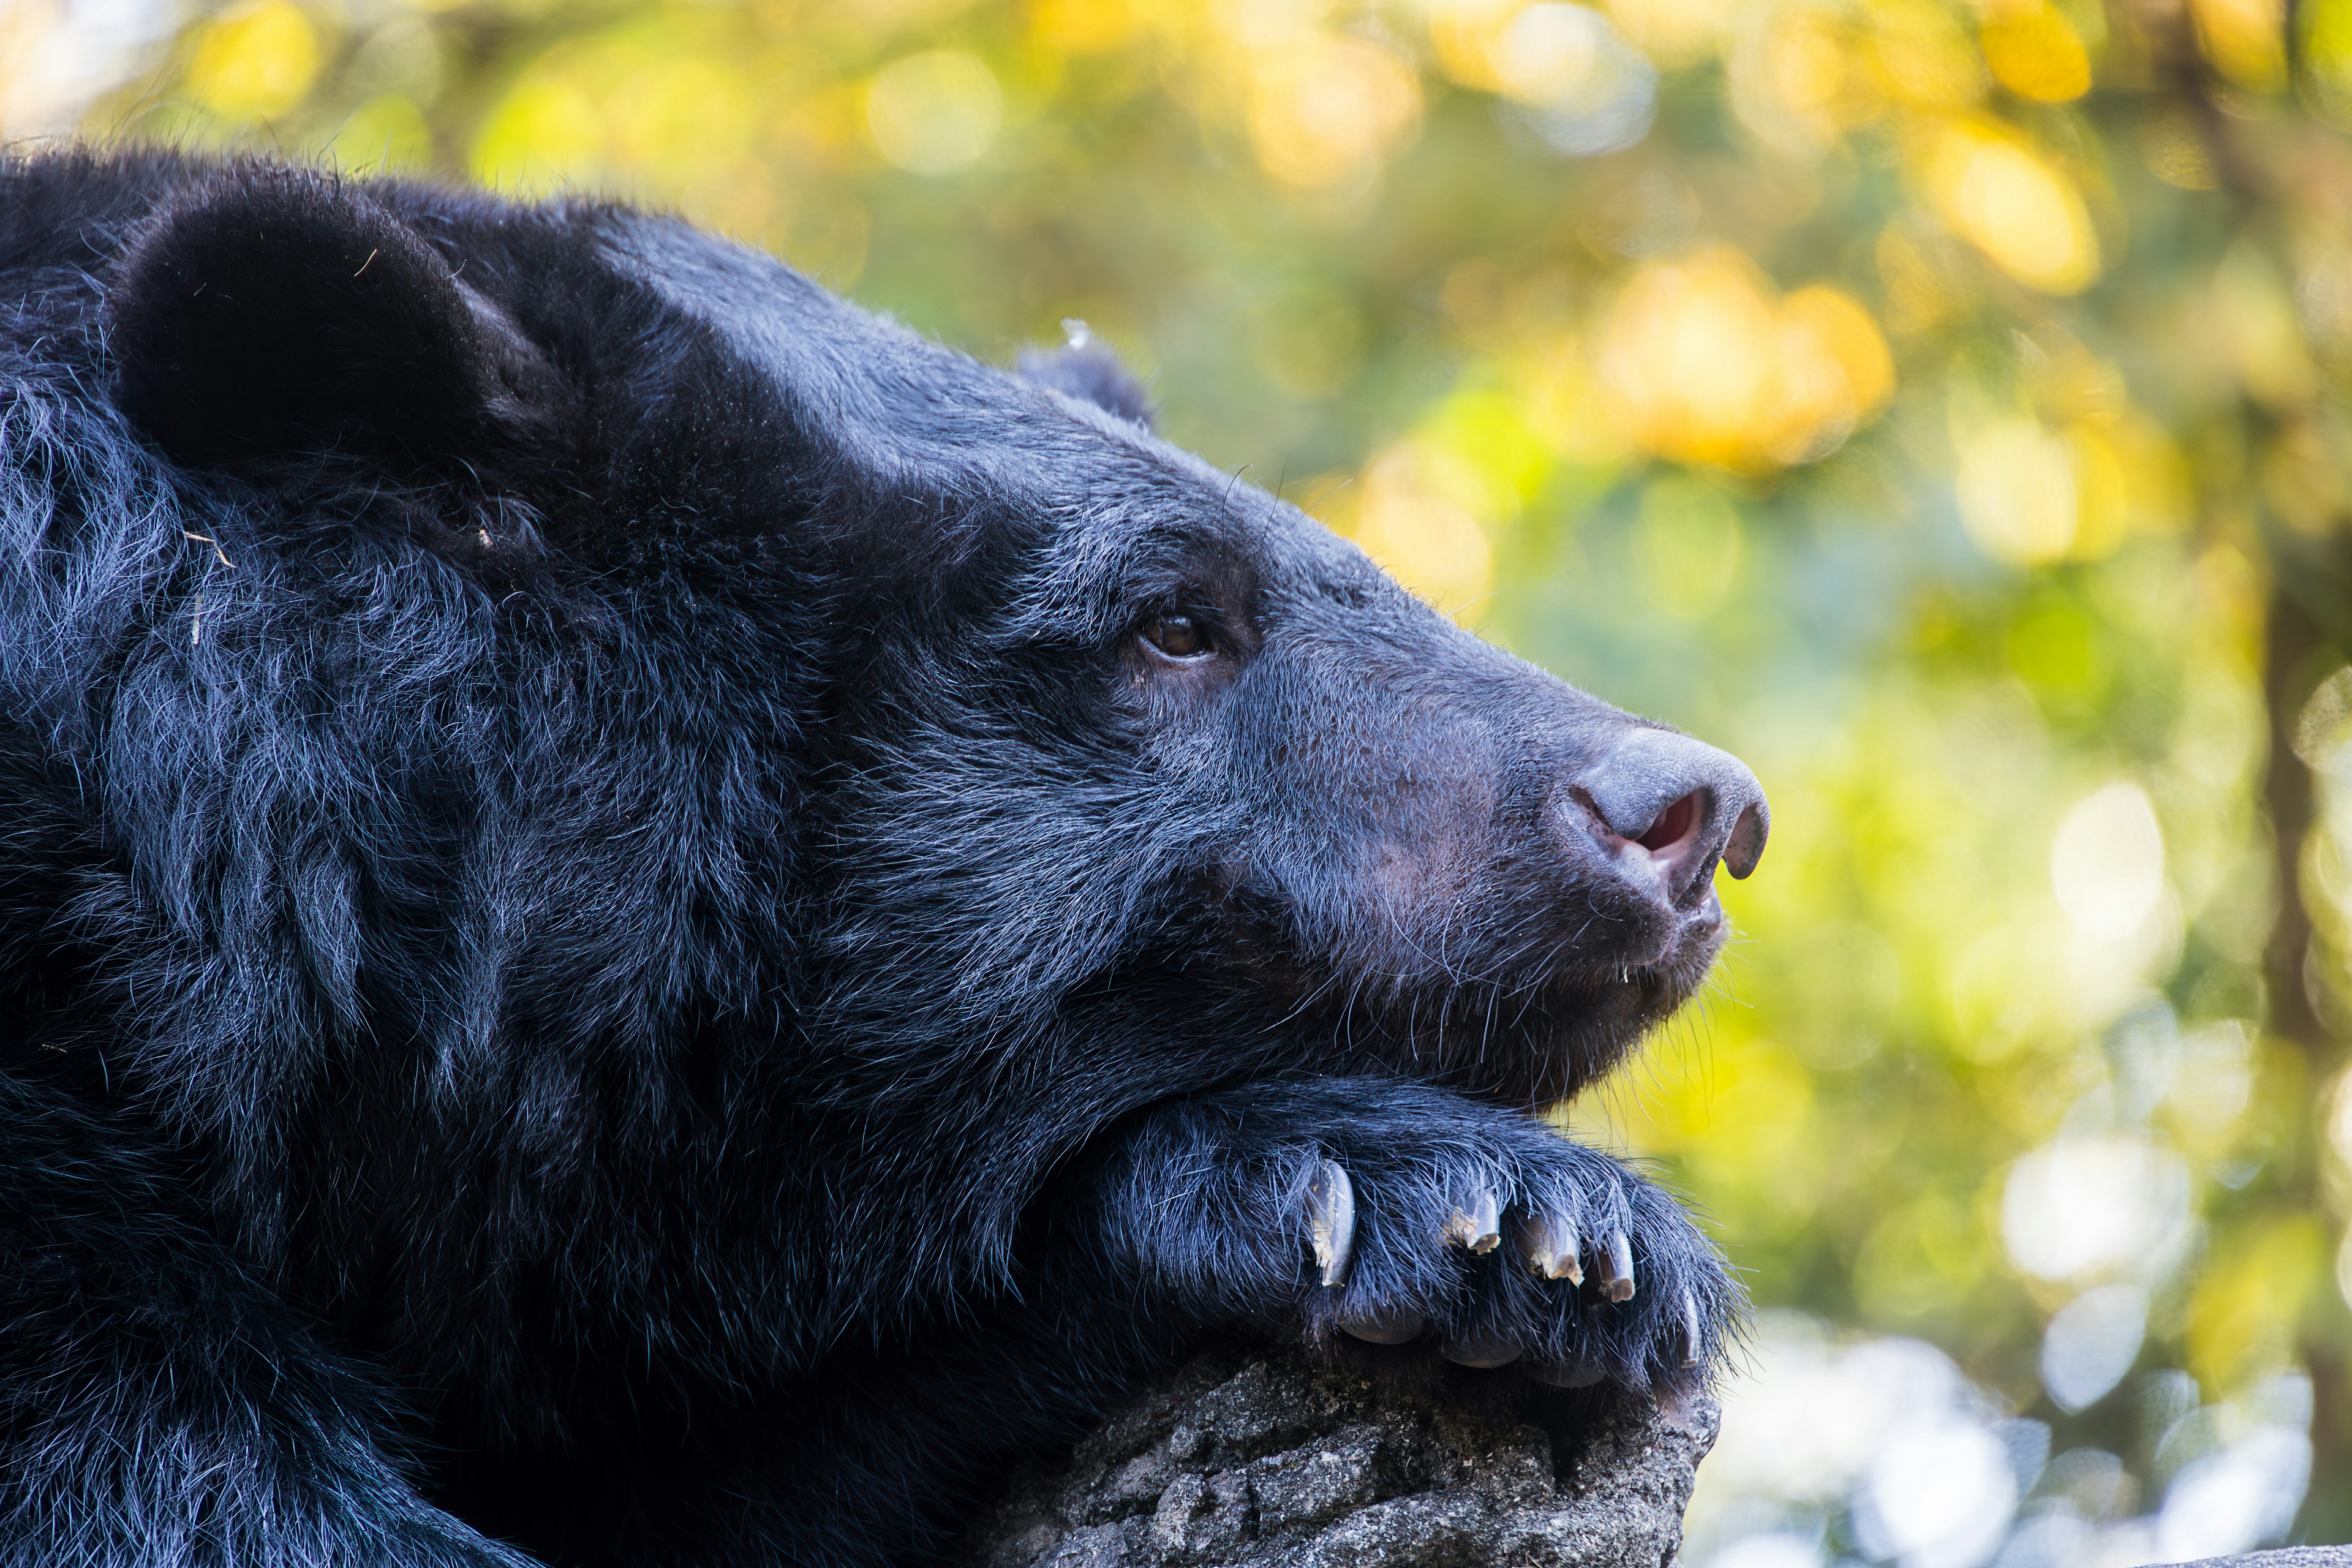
{"left": 1256, "top": 895, "right": 1728, "bottom": 1110}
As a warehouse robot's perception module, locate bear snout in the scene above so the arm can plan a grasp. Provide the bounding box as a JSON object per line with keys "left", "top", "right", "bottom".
{"left": 1564, "top": 729, "right": 1771, "bottom": 913}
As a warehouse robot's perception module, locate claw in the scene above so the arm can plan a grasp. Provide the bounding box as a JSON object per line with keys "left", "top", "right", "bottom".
{"left": 1305, "top": 1159, "right": 1356, "bottom": 1288}
{"left": 1437, "top": 1332, "right": 1521, "bottom": 1369}
{"left": 1680, "top": 1289, "right": 1703, "bottom": 1366}
{"left": 1527, "top": 1359, "right": 1606, "bottom": 1389}
{"left": 1513, "top": 1209, "right": 1583, "bottom": 1283}
{"left": 1338, "top": 1306, "right": 1426, "bottom": 1345}
{"left": 1597, "top": 1230, "right": 1635, "bottom": 1302}
{"left": 1443, "top": 1186, "right": 1502, "bottom": 1254}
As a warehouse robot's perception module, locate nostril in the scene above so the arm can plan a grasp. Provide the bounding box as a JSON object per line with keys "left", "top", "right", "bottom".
{"left": 1635, "top": 790, "right": 1703, "bottom": 856}
{"left": 1573, "top": 728, "right": 1768, "bottom": 907}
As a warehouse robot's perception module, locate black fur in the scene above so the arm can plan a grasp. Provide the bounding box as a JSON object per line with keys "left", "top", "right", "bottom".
{"left": 0, "top": 149, "right": 1765, "bottom": 1567}
{"left": 1015, "top": 334, "right": 1154, "bottom": 428}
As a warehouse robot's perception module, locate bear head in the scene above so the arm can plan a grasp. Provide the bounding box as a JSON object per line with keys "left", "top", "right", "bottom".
{"left": 94, "top": 164, "right": 1768, "bottom": 1127}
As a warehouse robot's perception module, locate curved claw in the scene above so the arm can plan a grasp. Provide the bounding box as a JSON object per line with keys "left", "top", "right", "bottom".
{"left": 1527, "top": 1359, "right": 1606, "bottom": 1389}
{"left": 1680, "top": 1289, "right": 1703, "bottom": 1366}
{"left": 1338, "top": 1306, "right": 1426, "bottom": 1345}
{"left": 1305, "top": 1159, "right": 1356, "bottom": 1289}
{"left": 1513, "top": 1209, "right": 1582, "bottom": 1283}
{"left": 1437, "top": 1332, "right": 1521, "bottom": 1369}
{"left": 1597, "top": 1230, "right": 1635, "bottom": 1303}
{"left": 1444, "top": 1186, "right": 1502, "bottom": 1255}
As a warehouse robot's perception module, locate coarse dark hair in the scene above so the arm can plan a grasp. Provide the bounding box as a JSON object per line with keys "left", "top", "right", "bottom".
{"left": 0, "top": 148, "right": 1765, "bottom": 1567}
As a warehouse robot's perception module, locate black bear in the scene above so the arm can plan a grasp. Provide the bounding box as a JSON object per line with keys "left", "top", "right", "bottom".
{"left": 0, "top": 149, "right": 1768, "bottom": 1567}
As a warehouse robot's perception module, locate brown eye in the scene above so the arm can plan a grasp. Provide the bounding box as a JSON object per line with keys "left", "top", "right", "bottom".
{"left": 1143, "top": 613, "right": 1209, "bottom": 659}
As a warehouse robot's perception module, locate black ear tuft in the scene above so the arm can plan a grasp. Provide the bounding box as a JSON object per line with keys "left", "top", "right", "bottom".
{"left": 106, "top": 165, "right": 556, "bottom": 471}
{"left": 1018, "top": 324, "right": 1154, "bottom": 429}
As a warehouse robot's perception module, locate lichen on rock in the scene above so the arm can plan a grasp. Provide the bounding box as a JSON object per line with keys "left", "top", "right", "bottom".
{"left": 961, "top": 1338, "right": 1721, "bottom": 1568}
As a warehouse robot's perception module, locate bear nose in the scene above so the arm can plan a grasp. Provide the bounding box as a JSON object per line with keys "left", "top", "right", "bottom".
{"left": 1571, "top": 729, "right": 1770, "bottom": 907}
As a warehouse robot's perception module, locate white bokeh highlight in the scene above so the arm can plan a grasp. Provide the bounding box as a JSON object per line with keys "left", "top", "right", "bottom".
{"left": 2038, "top": 1284, "right": 2147, "bottom": 1414}
{"left": 1686, "top": 1321, "right": 2313, "bottom": 1568}
{"left": 2001, "top": 1135, "right": 2189, "bottom": 1283}
{"left": 2050, "top": 783, "right": 2165, "bottom": 941}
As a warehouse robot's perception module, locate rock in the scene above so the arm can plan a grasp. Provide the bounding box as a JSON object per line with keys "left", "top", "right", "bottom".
{"left": 960, "top": 1338, "right": 1721, "bottom": 1568}
{"left": 2157, "top": 1553, "right": 2352, "bottom": 1568}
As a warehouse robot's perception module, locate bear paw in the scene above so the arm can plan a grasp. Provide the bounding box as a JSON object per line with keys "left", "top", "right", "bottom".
{"left": 1095, "top": 1085, "right": 1741, "bottom": 1399}
{"left": 1286, "top": 1141, "right": 1731, "bottom": 1396}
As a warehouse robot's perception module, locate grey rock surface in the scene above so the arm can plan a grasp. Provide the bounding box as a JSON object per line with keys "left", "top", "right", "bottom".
{"left": 960, "top": 1338, "right": 1720, "bottom": 1568}
{"left": 2158, "top": 1552, "right": 2352, "bottom": 1568}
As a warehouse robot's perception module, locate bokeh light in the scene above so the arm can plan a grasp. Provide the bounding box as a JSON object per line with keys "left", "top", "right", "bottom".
{"left": 867, "top": 50, "right": 1003, "bottom": 176}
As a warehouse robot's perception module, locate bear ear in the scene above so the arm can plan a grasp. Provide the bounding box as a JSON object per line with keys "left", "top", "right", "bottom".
{"left": 1017, "top": 323, "right": 1155, "bottom": 429}
{"left": 106, "top": 166, "right": 559, "bottom": 472}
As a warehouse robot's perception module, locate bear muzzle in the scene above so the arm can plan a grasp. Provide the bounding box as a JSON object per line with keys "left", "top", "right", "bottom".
{"left": 1565, "top": 729, "right": 1771, "bottom": 914}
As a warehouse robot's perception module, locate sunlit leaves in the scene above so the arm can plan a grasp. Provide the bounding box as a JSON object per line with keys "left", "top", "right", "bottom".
{"left": 2304, "top": 0, "right": 2352, "bottom": 123}
{"left": 1348, "top": 443, "right": 1496, "bottom": 615}
{"left": 1430, "top": 1, "right": 1656, "bottom": 155}
{"left": 186, "top": 0, "right": 320, "bottom": 120}
{"left": 1595, "top": 248, "right": 1893, "bottom": 472}
{"left": 1920, "top": 119, "right": 2102, "bottom": 295}
{"left": 2051, "top": 783, "right": 2168, "bottom": 941}
{"left": 1954, "top": 415, "right": 2087, "bottom": 564}
{"left": 1244, "top": 34, "right": 1421, "bottom": 190}
{"left": 1980, "top": 1, "right": 2094, "bottom": 104}
{"left": 2190, "top": 1215, "right": 2331, "bottom": 1389}
{"left": 328, "top": 92, "right": 434, "bottom": 173}
{"left": 867, "top": 50, "right": 1003, "bottom": 175}
{"left": 2193, "top": 0, "right": 2291, "bottom": 93}
{"left": 1631, "top": 476, "right": 1744, "bottom": 619}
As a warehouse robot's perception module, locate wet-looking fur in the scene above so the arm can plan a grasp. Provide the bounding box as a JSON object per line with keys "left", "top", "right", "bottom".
{"left": 0, "top": 151, "right": 1766, "bottom": 1568}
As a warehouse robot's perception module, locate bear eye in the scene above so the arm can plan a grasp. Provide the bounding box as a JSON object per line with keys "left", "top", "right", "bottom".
{"left": 1142, "top": 613, "right": 1211, "bottom": 660}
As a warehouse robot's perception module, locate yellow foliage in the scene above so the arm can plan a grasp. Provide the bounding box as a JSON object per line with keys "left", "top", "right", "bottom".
{"left": 1623, "top": 1035, "right": 1826, "bottom": 1218}
{"left": 1028, "top": 0, "right": 1143, "bottom": 54}
{"left": 1736, "top": 0, "right": 1885, "bottom": 149}
{"left": 1426, "top": 0, "right": 1521, "bottom": 92}
{"left": 2208, "top": 243, "right": 2318, "bottom": 410}
{"left": 1919, "top": 118, "right": 2101, "bottom": 294}
{"left": 1596, "top": 249, "right": 1894, "bottom": 473}
{"left": 2306, "top": 0, "right": 2352, "bottom": 121}
{"left": 2188, "top": 1214, "right": 2329, "bottom": 1390}
{"left": 1951, "top": 408, "right": 2165, "bottom": 568}
{"left": 1632, "top": 476, "right": 1745, "bottom": 619}
{"left": 472, "top": 72, "right": 604, "bottom": 192}
{"left": 330, "top": 93, "right": 435, "bottom": 173}
{"left": 1246, "top": 34, "right": 1421, "bottom": 190}
{"left": 2063, "top": 424, "right": 2129, "bottom": 559}
{"left": 1341, "top": 387, "right": 1556, "bottom": 616}
{"left": 1419, "top": 387, "right": 1555, "bottom": 511}
{"left": 1348, "top": 444, "right": 1495, "bottom": 619}
{"left": 1875, "top": 214, "right": 1980, "bottom": 335}
{"left": 2192, "top": 0, "right": 2290, "bottom": 92}
{"left": 1869, "top": 0, "right": 1986, "bottom": 112}
{"left": 868, "top": 51, "right": 1004, "bottom": 176}
{"left": 2139, "top": 109, "right": 2221, "bottom": 189}
{"left": 1780, "top": 285, "right": 1897, "bottom": 451}
{"left": 186, "top": 0, "right": 320, "bottom": 121}
{"left": 1600, "top": 0, "right": 1735, "bottom": 66}
{"left": 1512, "top": 339, "right": 1632, "bottom": 466}
{"left": 1980, "top": 0, "right": 2093, "bottom": 102}
{"left": 1856, "top": 1192, "right": 1990, "bottom": 1321}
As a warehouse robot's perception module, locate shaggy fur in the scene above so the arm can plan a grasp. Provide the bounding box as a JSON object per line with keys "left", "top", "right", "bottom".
{"left": 0, "top": 149, "right": 1768, "bottom": 1567}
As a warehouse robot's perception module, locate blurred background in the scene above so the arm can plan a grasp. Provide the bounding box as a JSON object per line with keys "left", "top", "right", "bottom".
{"left": 7, "top": 0, "right": 2352, "bottom": 1560}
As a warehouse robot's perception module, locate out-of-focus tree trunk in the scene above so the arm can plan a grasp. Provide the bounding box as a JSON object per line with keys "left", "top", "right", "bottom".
{"left": 2138, "top": 0, "right": 2352, "bottom": 1531}
{"left": 2260, "top": 575, "right": 2352, "bottom": 1541}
